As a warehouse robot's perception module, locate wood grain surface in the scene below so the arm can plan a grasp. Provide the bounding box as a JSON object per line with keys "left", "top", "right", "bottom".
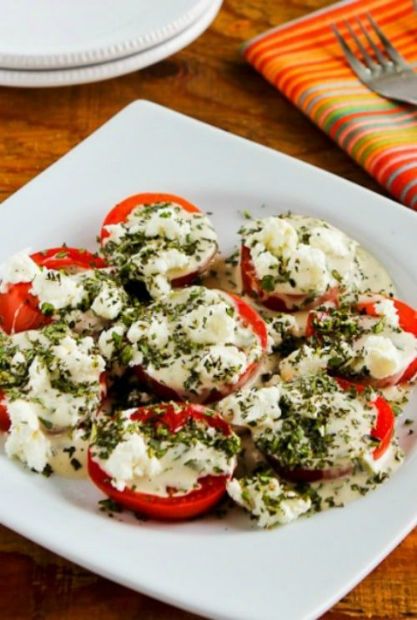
{"left": 0, "top": 1, "right": 415, "bottom": 618}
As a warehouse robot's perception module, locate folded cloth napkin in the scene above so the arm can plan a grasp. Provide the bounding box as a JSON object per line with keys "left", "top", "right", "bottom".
{"left": 243, "top": 0, "right": 417, "bottom": 209}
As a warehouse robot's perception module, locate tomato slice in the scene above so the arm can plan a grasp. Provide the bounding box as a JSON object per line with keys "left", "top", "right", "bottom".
{"left": 100, "top": 192, "right": 201, "bottom": 242}
{"left": 99, "top": 193, "right": 216, "bottom": 290}
{"left": 0, "top": 391, "right": 10, "bottom": 432}
{"left": 274, "top": 378, "right": 395, "bottom": 482}
{"left": 135, "top": 291, "right": 268, "bottom": 403}
{"left": 335, "top": 377, "right": 394, "bottom": 460}
{"left": 30, "top": 247, "right": 106, "bottom": 272}
{"left": 0, "top": 247, "right": 106, "bottom": 334}
{"left": 358, "top": 297, "right": 417, "bottom": 337}
{"left": 241, "top": 244, "right": 338, "bottom": 311}
{"left": 88, "top": 402, "right": 235, "bottom": 520}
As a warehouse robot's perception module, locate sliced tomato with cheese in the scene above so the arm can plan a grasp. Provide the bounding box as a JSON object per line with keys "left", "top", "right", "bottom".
{"left": 240, "top": 244, "right": 339, "bottom": 312}
{"left": 135, "top": 291, "right": 269, "bottom": 404}
{"left": 306, "top": 297, "right": 417, "bottom": 386}
{"left": 88, "top": 402, "right": 236, "bottom": 520}
{"left": 0, "top": 247, "right": 106, "bottom": 334}
{"left": 358, "top": 297, "right": 417, "bottom": 385}
{"left": 100, "top": 192, "right": 216, "bottom": 288}
{"left": 273, "top": 378, "right": 395, "bottom": 483}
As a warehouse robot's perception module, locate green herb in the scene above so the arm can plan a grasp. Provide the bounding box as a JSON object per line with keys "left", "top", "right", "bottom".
{"left": 70, "top": 458, "right": 82, "bottom": 471}
{"left": 261, "top": 275, "right": 275, "bottom": 292}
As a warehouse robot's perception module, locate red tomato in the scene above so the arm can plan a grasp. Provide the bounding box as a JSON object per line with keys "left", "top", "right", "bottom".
{"left": 99, "top": 193, "right": 216, "bottom": 289}
{"left": 358, "top": 297, "right": 417, "bottom": 336}
{"left": 275, "top": 378, "right": 395, "bottom": 482}
{"left": 88, "top": 402, "right": 235, "bottom": 520}
{"left": 0, "top": 247, "right": 106, "bottom": 334}
{"left": 240, "top": 244, "right": 338, "bottom": 311}
{"left": 135, "top": 291, "right": 268, "bottom": 404}
{"left": 100, "top": 192, "right": 201, "bottom": 241}
{"left": 0, "top": 391, "right": 10, "bottom": 432}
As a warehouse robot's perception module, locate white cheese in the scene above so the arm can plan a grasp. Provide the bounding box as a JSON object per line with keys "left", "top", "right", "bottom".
{"left": 142, "top": 205, "right": 191, "bottom": 242}
{"left": 374, "top": 298, "right": 400, "bottom": 328}
{"left": 141, "top": 247, "right": 190, "bottom": 298}
{"left": 183, "top": 301, "right": 236, "bottom": 345}
{"left": 51, "top": 335, "right": 105, "bottom": 384}
{"left": 279, "top": 345, "right": 329, "bottom": 381}
{"left": 1, "top": 251, "right": 125, "bottom": 323}
{"left": 98, "top": 324, "right": 127, "bottom": 360}
{"left": 218, "top": 385, "right": 282, "bottom": 431}
{"left": 265, "top": 313, "right": 300, "bottom": 350}
{"left": 274, "top": 380, "right": 377, "bottom": 467}
{"left": 309, "top": 226, "right": 353, "bottom": 258}
{"left": 104, "top": 434, "right": 162, "bottom": 492}
{"left": 195, "top": 344, "right": 248, "bottom": 386}
{"left": 227, "top": 475, "right": 311, "bottom": 528}
{"left": 102, "top": 223, "right": 125, "bottom": 243}
{"left": 31, "top": 270, "right": 85, "bottom": 310}
{"left": 128, "top": 317, "right": 169, "bottom": 349}
{"left": 0, "top": 250, "right": 39, "bottom": 292}
{"left": 354, "top": 332, "right": 417, "bottom": 380}
{"left": 91, "top": 283, "right": 124, "bottom": 320}
{"left": 287, "top": 244, "right": 329, "bottom": 293}
{"left": 5, "top": 399, "right": 51, "bottom": 472}
{"left": 24, "top": 357, "right": 97, "bottom": 428}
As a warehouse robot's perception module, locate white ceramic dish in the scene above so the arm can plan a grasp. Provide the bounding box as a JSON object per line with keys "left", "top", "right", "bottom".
{"left": 0, "top": 0, "right": 211, "bottom": 69}
{"left": 0, "top": 101, "right": 416, "bottom": 620}
{"left": 0, "top": 0, "right": 221, "bottom": 88}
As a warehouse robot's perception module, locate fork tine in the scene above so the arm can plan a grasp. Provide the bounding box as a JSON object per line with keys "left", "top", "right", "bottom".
{"left": 332, "top": 24, "right": 369, "bottom": 80}
{"left": 356, "top": 16, "right": 389, "bottom": 68}
{"left": 344, "top": 19, "right": 376, "bottom": 71}
{"left": 366, "top": 13, "right": 407, "bottom": 67}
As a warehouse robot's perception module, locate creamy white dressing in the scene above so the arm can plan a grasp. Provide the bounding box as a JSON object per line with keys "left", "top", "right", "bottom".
{"left": 48, "top": 431, "right": 88, "bottom": 479}
{"left": 312, "top": 444, "right": 403, "bottom": 509}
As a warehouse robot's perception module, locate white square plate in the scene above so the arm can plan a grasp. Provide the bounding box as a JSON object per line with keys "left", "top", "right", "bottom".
{"left": 1, "top": 101, "right": 416, "bottom": 620}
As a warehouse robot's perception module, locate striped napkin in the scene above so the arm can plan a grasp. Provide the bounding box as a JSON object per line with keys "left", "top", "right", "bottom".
{"left": 243, "top": 0, "right": 417, "bottom": 209}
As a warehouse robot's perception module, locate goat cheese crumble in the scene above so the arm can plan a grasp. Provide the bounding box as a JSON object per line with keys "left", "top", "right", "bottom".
{"left": 227, "top": 471, "right": 311, "bottom": 528}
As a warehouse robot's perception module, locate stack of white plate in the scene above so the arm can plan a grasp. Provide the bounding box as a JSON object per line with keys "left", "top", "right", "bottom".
{"left": 0, "top": 0, "right": 222, "bottom": 88}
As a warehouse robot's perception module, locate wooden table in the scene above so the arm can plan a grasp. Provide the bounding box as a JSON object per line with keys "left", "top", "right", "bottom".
{"left": 0, "top": 1, "right": 416, "bottom": 618}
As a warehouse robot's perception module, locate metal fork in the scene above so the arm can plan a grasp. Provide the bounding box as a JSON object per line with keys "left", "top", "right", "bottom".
{"left": 333, "top": 13, "right": 417, "bottom": 105}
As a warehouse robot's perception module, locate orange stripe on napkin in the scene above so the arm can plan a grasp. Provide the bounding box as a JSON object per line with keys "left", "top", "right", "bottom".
{"left": 244, "top": 0, "right": 417, "bottom": 208}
